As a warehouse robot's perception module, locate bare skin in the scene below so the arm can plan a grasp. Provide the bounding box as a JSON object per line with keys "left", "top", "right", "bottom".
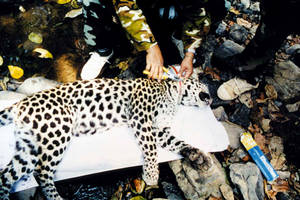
{"left": 146, "top": 45, "right": 194, "bottom": 81}
{"left": 146, "top": 44, "right": 164, "bottom": 81}
{"left": 180, "top": 52, "right": 194, "bottom": 79}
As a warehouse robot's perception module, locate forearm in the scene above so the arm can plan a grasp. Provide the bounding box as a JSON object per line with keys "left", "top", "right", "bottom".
{"left": 112, "top": 0, "right": 157, "bottom": 51}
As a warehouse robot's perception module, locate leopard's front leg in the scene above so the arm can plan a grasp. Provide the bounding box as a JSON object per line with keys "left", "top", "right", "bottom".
{"left": 130, "top": 116, "right": 159, "bottom": 186}
{"left": 157, "top": 126, "right": 212, "bottom": 171}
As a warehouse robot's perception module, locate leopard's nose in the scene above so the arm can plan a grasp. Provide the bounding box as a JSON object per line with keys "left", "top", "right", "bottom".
{"left": 199, "top": 92, "right": 212, "bottom": 105}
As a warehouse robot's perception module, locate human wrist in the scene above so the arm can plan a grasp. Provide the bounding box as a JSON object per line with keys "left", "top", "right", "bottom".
{"left": 184, "top": 52, "right": 194, "bottom": 60}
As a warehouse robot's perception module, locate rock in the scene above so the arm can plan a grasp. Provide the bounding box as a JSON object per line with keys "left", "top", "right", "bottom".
{"left": 229, "top": 162, "right": 264, "bottom": 200}
{"left": 274, "top": 61, "right": 300, "bottom": 80}
{"left": 250, "top": 2, "right": 260, "bottom": 12}
{"left": 221, "top": 121, "right": 245, "bottom": 149}
{"left": 240, "top": 0, "right": 250, "bottom": 9}
{"left": 212, "top": 106, "right": 228, "bottom": 121}
{"left": 269, "top": 136, "right": 288, "bottom": 171}
{"left": 220, "top": 184, "right": 234, "bottom": 200}
{"left": 260, "top": 118, "right": 271, "bottom": 132}
{"left": 236, "top": 18, "right": 252, "bottom": 29}
{"left": 286, "top": 44, "right": 300, "bottom": 55}
{"left": 161, "top": 182, "right": 185, "bottom": 200}
{"left": 214, "top": 40, "right": 245, "bottom": 58}
{"left": 277, "top": 171, "right": 291, "bottom": 180}
{"left": 216, "top": 21, "right": 227, "bottom": 36}
{"left": 228, "top": 104, "right": 251, "bottom": 128}
{"left": 169, "top": 155, "right": 233, "bottom": 200}
{"left": 266, "top": 61, "right": 300, "bottom": 100}
{"left": 285, "top": 101, "right": 300, "bottom": 112}
{"left": 17, "top": 76, "right": 59, "bottom": 95}
{"left": 224, "top": 0, "right": 231, "bottom": 10}
{"left": 229, "top": 24, "right": 248, "bottom": 44}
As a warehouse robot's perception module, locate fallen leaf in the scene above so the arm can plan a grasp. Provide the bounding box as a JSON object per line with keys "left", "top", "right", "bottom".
{"left": 131, "top": 178, "right": 145, "bottom": 194}
{"left": 265, "top": 84, "right": 277, "bottom": 100}
{"left": 118, "top": 60, "right": 129, "bottom": 71}
{"left": 57, "top": 0, "right": 71, "bottom": 4}
{"left": 8, "top": 65, "right": 24, "bottom": 79}
{"left": 33, "top": 48, "right": 53, "bottom": 59}
{"left": 229, "top": 7, "right": 240, "bottom": 15}
{"left": 64, "top": 8, "right": 82, "bottom": 18}
{"left": 28, "top": 32, "right": 43, "bottom": 44}
{"left": 0, "top": 55, "right": 3, "bottom": 66}
{"left": 264, "top": 180, "right": 277, "bottom": 200}
{"left": 208, "top": 196, "right": 222, "bottom": 200}
{"left": 203, "top": 67, "right": 220, "bottom": 80}
{"left": 254, "top": 133, "right": 269, "bottom": 154}
{"left": 236, "top": 18, "right": 252, "bottom": 29}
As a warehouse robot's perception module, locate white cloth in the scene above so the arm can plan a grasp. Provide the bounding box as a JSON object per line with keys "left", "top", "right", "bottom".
{"left": 0, "top": 92, "right": 229, "bottom": 193}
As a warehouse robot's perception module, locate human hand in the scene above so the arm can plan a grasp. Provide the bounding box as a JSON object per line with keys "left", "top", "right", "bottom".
{"left": 146, "top": 44, "right": 164, "bottom": 81}
{"left": 179, "top": 52, "right": 194, "bottom": 79}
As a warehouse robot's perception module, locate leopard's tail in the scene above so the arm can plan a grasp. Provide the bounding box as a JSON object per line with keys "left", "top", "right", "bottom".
{"left": 0, "top": 107, "right": 13, "bottom": 127}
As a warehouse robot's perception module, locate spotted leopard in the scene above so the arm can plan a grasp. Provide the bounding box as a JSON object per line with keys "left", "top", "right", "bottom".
{"left": 0, "top": 77, "right": 212, "bottom": 200}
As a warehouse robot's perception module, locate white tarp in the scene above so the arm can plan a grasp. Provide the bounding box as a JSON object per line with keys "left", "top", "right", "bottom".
{"left": 0, "top": 90, "right": 229, "bottom": 193}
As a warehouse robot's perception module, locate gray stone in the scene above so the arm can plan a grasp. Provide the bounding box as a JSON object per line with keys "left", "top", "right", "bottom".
{"left": 169, "top": 154, "right": 232, "bottom": 200}
{"left": 241, "top": 0, "right": 250, "bottom": 9}
{"left": 221, "top": 121, "right": 245, "bottom": 149}
{"left": 285, "top": 101, "right": 300, "bottom": 112}
{"left": 214, "top": 40, "right": 245, "bottom": 58}
{"left": 250, "top": 2, "right": 260, "bottom": 12}
{"left": 229, "top": 24, "right": 249, "bottom": 44}
{"left": 17, "top": 76, "right": 60, "bottom": 96}
{"left": 216, "top": 21, "right": 227, "bottom": 36}
{"left": 229, "top": 162, "right": 264, "bottom": 200}
{"left": 212, "top": 106, "right": 228, "bottom": 121}
{"left": 286, "top": 44, "right": 300, "bottom": 55}
{"left": 161, "top": 181, "right": 185, "bottom": 200}
{"left": 266, "top": 61, "right": 300, "bottom": 100}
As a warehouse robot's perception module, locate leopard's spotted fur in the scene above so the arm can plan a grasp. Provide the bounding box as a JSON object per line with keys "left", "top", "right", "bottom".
{"left": 0, "top": 78, "right": 212, "bottom": 200}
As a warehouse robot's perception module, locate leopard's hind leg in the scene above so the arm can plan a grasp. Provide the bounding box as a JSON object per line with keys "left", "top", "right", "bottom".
{"left": 34, "top": 123, "right": 72, "bottom": 200}
{"left": 0, "top": 130, "right": 38, "bottom": 200}
{"left": 157, "top": 127, "right": 212, "bottom": 171}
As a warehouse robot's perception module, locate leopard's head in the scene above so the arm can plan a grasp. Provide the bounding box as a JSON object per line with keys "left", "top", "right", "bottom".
{"left": 179, "top": 78, "right": 212, "bottom": 108}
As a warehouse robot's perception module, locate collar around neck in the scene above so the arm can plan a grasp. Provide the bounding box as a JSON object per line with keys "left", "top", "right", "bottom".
{"left": 177, "top": 81, "right": 183, "bottom": 105}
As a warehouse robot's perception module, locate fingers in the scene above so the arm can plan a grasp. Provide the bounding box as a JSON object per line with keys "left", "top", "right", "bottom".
{"left": 147, "top": 65, "right": 163, "bottom": 82}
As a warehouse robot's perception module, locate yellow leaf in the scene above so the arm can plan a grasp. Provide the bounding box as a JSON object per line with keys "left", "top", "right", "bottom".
{"left": 28, "top": 32, "right": 43, "bottom": 44}
{"left": 8, "top": 65, "right": 24, "bottom": 79}
{"left": 0, "top": 55, "right": 3, "bottom": 66}
{"left": 33, "top": 48, "right": 53, "bottom": 59}
{"left": 57, "top": 0, "right": 71, "bottom": 4}
{"left": 64, "top": 8, "right": 83, "bottom": 18}
{"left": 229, "top": 7, "right": 240, "bottom": 15}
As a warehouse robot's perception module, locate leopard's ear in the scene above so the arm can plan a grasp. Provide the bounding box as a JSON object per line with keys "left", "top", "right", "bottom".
{"left": 189, "top": 67, "right": 204, "bottom": 80}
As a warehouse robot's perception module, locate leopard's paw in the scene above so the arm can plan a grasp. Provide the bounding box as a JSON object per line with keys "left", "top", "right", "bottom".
{"left": 181, "top": 147, "right": 212, "bottom": 171}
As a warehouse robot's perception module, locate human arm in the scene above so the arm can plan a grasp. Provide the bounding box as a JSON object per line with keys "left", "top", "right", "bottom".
{"left": 112, "top": 0, "right": 164, "bottom": 80}
{"left": 179, "top": 52, "right": 194, "bottom": 79}
{"left": 180, "top": 5, "right": 211, "bottom": 78}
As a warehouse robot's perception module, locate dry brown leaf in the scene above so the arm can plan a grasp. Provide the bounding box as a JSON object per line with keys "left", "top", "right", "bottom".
{"left": 272, "top": 179, "right": 289, "bottom": 193}
{"left": 265, "top": 84, "right": 278, "bottom": 100}
{"left": 132, "top": 178, "right": 145, "bottom": 194}
{"left": 254, "top": 133, "right": 269, "bottom": 154}
{"left": 208, "top": 196, "right": 222, "bottom": 200}
{"left": 264, "top": 180, "right": 277, "bottom": 200}
{"left": 204, "top": 67, "right": 221, "bottom": 80}
{"left": 248, "top": 123, "right": 263, "bottom": 135}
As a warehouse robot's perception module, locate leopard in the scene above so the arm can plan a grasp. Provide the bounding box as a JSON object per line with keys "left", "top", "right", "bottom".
{"left": 0, "top": 77, "right": 212, "bottom": 200}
